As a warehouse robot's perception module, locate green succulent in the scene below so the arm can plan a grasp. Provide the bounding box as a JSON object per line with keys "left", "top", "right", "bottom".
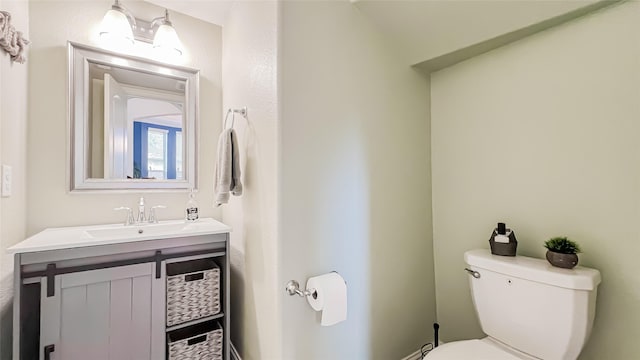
{"left": 544, "top": 236, "right": 581, "bottom": 254}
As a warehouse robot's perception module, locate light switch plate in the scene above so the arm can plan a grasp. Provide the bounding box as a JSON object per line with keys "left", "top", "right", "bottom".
{"left": 2, "top": 165, "right": 12, "bottom": 197}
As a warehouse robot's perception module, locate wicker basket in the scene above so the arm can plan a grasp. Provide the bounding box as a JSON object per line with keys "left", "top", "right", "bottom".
{"left": 168, "top": 321, "right": 223, "bottom": 360}
{"left": 488, "top": 229, "right": 518, "bottom": 257}
{"left": 167, "top": 258, "right": 221, "bottom": 327}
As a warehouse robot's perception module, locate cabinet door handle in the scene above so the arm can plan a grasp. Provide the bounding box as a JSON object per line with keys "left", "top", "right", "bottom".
{"left": 44, "top": 344, "right": 55, "bottom": 360}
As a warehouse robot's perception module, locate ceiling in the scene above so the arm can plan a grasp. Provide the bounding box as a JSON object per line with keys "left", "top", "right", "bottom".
{"left": 145, "top": 0, "right": 232, "bottom": 27}
{"left": 144, "top": 0, "right": 615, "bottom": 69}
{"left": 353, "top": 0, "right": 612, "bottom": 66}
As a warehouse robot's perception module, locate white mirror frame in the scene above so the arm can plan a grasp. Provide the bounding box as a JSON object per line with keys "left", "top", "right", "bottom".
{"left": 68, "top": 42, "right": 199, "bottom": 191}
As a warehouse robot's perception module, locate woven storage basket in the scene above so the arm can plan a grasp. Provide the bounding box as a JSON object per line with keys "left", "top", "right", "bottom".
{"left": 168, "top": 321, "right": 223, "bottom": 360}
{"left": 488, "top": 229, "right": 518, "bottom": 256}
{"left": 167, "top": 259, "right": 221, "bottom": 327}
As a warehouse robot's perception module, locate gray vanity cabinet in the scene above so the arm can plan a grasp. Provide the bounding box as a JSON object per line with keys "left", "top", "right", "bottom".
{"left": 9, "top": 220, "right": 231, "bottom": 360}
{"left": 39, "top": 263, "right": 164, "bottom": 360}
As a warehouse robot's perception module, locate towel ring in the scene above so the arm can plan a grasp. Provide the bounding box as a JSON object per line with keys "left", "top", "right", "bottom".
{"left": 224, "top": 107, "right": 248, "bottom": 129}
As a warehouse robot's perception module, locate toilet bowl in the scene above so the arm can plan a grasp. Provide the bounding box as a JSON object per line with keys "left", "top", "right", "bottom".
{"left": 425, "top": 249, "right": 601, "bottom": 360}
{"left": 426, "top": 338, "right": 537, "bottom": 359}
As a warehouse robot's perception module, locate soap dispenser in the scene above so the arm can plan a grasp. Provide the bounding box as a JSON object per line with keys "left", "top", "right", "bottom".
{"left": 185, "top": 188, "right": 199, "bottom": 222}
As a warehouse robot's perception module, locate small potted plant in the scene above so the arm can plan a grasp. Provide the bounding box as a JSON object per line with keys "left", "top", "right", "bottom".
{"left": 544, "top": 236, "right": 581, "bottom": 269}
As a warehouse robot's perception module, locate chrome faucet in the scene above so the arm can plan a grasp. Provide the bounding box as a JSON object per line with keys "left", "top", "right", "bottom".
{"left": 114, "top": 207, "right": 135, "bottom": 226}
{"left": 137, "top": 197, "right": 146, "bottom": 223}
{"left": 115, "top": 198, "right": 166, "bottom": 225}
{"left": 148, "top": 205, "right": 166, "bottom": 223}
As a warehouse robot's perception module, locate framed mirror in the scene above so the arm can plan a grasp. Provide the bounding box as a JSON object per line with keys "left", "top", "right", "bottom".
{"left": 68, "top": 42, "right": 199, "bottom": 191}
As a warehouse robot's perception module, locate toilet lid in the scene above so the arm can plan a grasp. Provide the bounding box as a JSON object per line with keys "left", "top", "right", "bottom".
{"left": 425, "top": 339, "right": 527, "bottom": 360}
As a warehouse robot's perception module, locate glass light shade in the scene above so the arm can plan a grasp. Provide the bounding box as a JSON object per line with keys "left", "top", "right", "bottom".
{"left": 100, "top": 9, "right": 134, "bottom": 45}
{"left": 153, "top": 24, "right": 182, "bottom": 57}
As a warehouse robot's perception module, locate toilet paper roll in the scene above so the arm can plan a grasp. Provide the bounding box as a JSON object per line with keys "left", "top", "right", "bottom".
{"left": 306, "top": 272, "right": 347, "bottom": 326}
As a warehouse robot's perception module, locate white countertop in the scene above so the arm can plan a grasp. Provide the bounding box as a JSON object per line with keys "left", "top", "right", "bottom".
{"left": 7, "top": 218, "right": 231, "bottom": 255}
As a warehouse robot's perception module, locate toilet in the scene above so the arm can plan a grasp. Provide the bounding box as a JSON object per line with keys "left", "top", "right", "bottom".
{"left": 426, "top": 249, "right": 601, "bottom": 360}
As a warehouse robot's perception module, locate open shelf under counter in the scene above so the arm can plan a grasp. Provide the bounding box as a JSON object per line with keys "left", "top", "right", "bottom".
{"left": 166, "top": 313, "right": 225, "bottom": 332}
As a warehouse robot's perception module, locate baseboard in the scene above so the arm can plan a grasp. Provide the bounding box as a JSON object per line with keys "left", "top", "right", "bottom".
{"left": 231, "top": 341, "right": 242, "bottom": 360}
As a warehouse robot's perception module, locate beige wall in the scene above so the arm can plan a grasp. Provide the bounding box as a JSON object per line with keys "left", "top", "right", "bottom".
{"left": 280, "top": 2, "right": 435, "bottom": 359}
{"left": 431, "top": 2, "right": 640, "bottom": 359}
{"left": 0, "top": 0, "right": 29, "bottom": 358}
{"left": 221, "top": 1, "right": 281, "bottom": 359}
{"left": 27, "top": 1, "right": 222, "bottom": 236}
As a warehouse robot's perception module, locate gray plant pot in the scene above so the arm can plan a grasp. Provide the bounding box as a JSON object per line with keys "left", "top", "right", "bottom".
{"left": 546, "top": 250, "right": 578, "bottom": 269}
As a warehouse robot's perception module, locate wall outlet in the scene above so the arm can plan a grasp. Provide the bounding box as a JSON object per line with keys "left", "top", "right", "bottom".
{"left": 2, "top": 165, "right": 12, "bottom": 197}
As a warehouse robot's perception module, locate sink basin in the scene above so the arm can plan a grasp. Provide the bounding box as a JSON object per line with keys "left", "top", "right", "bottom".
{"left": 85, "top": 222, "right": 192, "bottom": 239}
{"left": 6, "top": 218, "right": 232, "bottom": 255}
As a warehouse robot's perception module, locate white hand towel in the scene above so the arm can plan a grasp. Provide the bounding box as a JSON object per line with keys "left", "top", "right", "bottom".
{"left": 214, "top": 128, "right": 242, "bottom": 207}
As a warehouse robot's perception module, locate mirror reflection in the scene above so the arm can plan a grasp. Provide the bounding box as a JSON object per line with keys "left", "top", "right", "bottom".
{"left": 88, "top": 61, "right": 185, "bottom": 180}
{"left": 69, "top": 42, "right": 198, "bottom": 191}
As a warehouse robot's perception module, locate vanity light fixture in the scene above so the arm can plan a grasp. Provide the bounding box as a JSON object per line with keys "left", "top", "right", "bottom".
{"left": 100, "top": 0, "right": 135, "bottom": 47}
{"left": 99, "top": 1, "right": 182, "bottom": 57}
{"left": 151, "top": 10, "right": 183, "bottom": 57}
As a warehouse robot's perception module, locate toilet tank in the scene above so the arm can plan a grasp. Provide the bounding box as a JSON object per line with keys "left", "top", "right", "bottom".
{"left": 464, "top": 249, "right": 601, "bottom": 360}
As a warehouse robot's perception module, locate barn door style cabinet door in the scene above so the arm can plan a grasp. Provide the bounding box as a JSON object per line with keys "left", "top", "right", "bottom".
{"left": 8, "top": 218, "right": 231, "bottom": 360}
{"left": 39, "top": 263, "right": 162, "bottom": 360}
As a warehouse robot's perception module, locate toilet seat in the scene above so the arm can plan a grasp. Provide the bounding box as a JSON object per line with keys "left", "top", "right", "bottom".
{"left": 424, "top": 338, "right": 538, "bottom": 360}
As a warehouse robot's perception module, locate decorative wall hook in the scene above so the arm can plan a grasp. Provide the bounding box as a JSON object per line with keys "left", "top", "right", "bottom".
{"left": 0, "top": 11, "right": 30, "bottom": 64}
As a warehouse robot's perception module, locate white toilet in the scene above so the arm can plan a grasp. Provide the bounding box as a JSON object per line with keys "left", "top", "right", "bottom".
{"left": 426, "top": 249, "right": 601, "bottom": 360}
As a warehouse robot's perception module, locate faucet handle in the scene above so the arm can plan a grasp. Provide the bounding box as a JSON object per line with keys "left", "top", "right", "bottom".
{"left": 114, "top": 207, "right": 135, "bottom": 226}
{"left": 137, "top": 197, "right": 146, "bottom": 223}
{"left": 148, "top": 205, "right": 166, "bottom": 224}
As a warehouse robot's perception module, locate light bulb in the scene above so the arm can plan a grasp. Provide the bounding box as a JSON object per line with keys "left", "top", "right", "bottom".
{"left": 100, "top": 8, "right": 134, "bottom": 49}
{"left": 153, "top": 23, "right": 182, "bottom": 57}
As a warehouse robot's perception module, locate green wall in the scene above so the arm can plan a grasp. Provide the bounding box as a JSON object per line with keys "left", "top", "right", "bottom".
{"left": 431, "top": 2, "right": 640, "bottom": 359}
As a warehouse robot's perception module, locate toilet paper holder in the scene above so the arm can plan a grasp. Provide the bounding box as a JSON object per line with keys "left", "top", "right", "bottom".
{"left": 286, "top": 280, "right": 318, "bottom": 299}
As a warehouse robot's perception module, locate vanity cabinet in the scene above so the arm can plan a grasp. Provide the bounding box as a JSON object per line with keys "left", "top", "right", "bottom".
{"left": 8, "top": 219, "right": 231, "bottom": 360}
